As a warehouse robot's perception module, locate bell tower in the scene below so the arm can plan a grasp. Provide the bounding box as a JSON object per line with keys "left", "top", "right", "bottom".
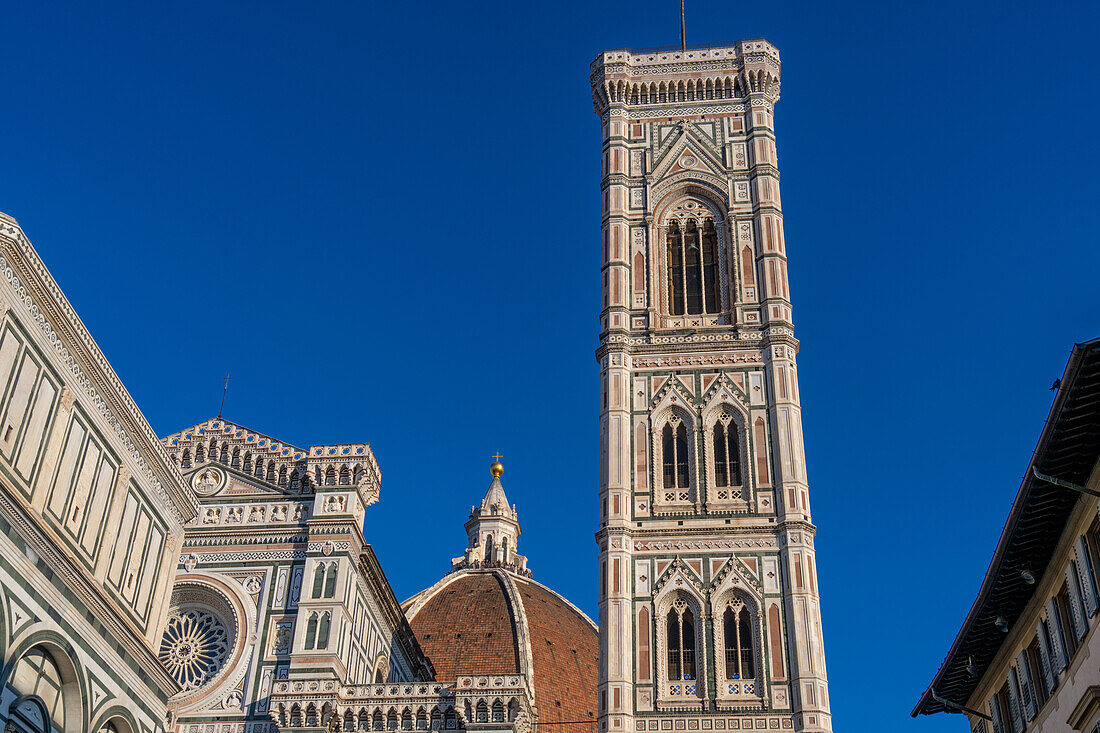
{"left": 591, "top": 41, "right": 831, "bottom": 732}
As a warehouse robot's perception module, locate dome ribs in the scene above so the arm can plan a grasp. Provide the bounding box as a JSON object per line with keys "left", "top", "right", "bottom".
{"left": 407, "top": 573, "right": 521, "bottom": 679}
{"left": 514, "top": 578, "right": 598, "bottom": 733}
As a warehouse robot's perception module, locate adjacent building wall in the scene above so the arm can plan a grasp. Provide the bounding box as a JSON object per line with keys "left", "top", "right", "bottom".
{"left": 967, "top": 463, "right": 1100, "bottom": 733}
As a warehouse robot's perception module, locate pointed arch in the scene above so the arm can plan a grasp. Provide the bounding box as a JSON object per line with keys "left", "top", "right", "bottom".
{"left": 305, "top": 612, "right": 318, "bottom": 649}
{"left": 653, "top": 582, "right": 707, "bottom": 704}
{"left": 702, "top": 396, "right": 750, "bottom": 505}
{"left": 650, "top": 400, "right": 697, "bottom": 508}
{"left": 710, "top": 588, "right": 766, "bottom": 697}
{"left": 313, "top": 563, "right": 326, "bottom": 598}
{"left": 317, "top": 611, "right": 331, "bottom": 650}
{"left": 324, "top": 563, "right": 338, "bottom": 599}
{"left": 753, "top": 417, "right": 770, "bottom": 486}
{"left": 768, "top": 602, "right": 786, "bottom": 680}
{"left": 638, "top": 605, "right": 652, "bottom": 682}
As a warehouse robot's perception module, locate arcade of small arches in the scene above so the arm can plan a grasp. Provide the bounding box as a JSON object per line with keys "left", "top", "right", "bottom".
{"left": 173, "top": 437, "right": 374, "bottom": 492}
{"left": 595, "top": 67, "right": 779, "bottom": 111}
{"left": 274, "top": 698, "right": 525, "bottom": 731}
{"left": 598, "top": 75, "right": 747, "bottom": 108}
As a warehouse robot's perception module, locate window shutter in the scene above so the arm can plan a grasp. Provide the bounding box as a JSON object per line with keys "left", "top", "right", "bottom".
{"left": 989, "top": 695, "right": 1005, "bottom": 733}
{"left": 1035, "top": 620, "right": 1057, "bottom": 694}
{"left": 1046, "top": 598, "right": 1068, "bottom": 672}
{"left": 973, "top": 720, "right": 987, "bottom": 733}
{"left": 1074, "top": 536, "right": 1099, "bottom": 617}
{"left": 1006, "top": 672, "right": 1025, "bottom": 733}
{"left": 1065, "top": 563, "right": 1088, "bottom": 641}
{"left": 1015, "top": 654, "right": 1036, "bottom": 721}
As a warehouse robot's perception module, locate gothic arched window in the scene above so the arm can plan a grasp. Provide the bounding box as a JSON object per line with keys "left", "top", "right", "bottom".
{"left": 723, "top": 603, "right": 755, "bottom": 681}
{"left": 712, "top": 419, "right": 742, "bottom": 488}
{"left": 324, "top": 564, "right": 338, "bottom": 599}
{"left": 312, "top": 564, "right": 326, "bottom": 599}
{"left": 666, "top": 218, "right": 720, "bottom": 316}
{"left": 666, "top": 603, "right": 696, "bottom": 681}
{"left": 304, "top": 613, "right": 318, "bottom": 649}
{"left": 317, "top": 612, "right": 331, "bottom": 650}
{"left": 662, "top": 420, "right": 690, "bottom": 490}
{"left": 484, "top": 534, "right": 495, "bottom": 563}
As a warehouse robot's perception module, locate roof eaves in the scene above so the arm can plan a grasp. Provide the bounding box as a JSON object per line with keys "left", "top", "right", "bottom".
{"left": 912, "top": 337, "right": 1100, "bottom": 717}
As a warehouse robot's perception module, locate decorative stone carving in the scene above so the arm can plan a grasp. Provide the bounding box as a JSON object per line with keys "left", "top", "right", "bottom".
{"left": 159, "top": 607, "right": 233, "bottom": 691}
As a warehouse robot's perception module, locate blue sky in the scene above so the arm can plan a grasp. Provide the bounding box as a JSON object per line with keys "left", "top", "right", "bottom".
{"left": 2, "top": 1, "right": 1099, "bottom": 729}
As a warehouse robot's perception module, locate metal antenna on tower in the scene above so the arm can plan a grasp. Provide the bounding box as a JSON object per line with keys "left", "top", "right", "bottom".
{"left": 680, "top": 0, "right": 686, "bottom": 52}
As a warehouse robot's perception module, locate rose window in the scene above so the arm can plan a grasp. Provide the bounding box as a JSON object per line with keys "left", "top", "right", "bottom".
{"left": 159, "top": 606, "right": 233, "bottom": 690}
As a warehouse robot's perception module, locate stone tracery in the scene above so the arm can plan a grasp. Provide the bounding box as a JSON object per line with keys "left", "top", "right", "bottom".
{"left": 159, "top": 607, "right": 233, "bottom": 691}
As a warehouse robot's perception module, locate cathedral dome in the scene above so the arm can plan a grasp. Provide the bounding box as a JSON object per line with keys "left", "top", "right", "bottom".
{"left": 402, "top": 461, "right": 597, "bottom": 731}
{"left": 403, "top": 569, "right": 598, "bottom": 731}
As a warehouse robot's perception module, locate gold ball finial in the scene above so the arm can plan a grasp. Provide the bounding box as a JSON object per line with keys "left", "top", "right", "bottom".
{"left": 490, "top": 453, "right": 503, "bottom": 478}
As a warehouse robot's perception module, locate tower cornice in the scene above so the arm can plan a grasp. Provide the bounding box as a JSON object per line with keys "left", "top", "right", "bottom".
{"left": 591, "top": 40, "right": 781, "bottom": 115}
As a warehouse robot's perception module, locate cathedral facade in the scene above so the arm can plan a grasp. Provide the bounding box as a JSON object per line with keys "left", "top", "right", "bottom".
{"left": 590, "top": 40, "right": 831, "bottom": 733}
{"left": 0, "top": 210, "right": 599, "bottom": 733}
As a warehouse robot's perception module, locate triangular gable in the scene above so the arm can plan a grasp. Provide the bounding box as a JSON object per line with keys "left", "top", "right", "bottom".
{"left": 651, "top": 123, "right": 725, "bottom": 181}
{"left": 710, "top": 556, "right": 764, "bottom": 598}
{"left": 162, "top": 418, "right": 308, "bottom": 462}
{"left": 653, "top": 557, "right": 705, "bottom": 595}
{"left": 181, "top": 465, "right": 295, "bottom": 499}
{"left": 701, "top": 372, "right": 750, "bottom": 412}
{"left": 651, "top": 379, "right": 695, "bottom": 413}
{"left": 675, "top": 375, "right": 695, "bottom": 399}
